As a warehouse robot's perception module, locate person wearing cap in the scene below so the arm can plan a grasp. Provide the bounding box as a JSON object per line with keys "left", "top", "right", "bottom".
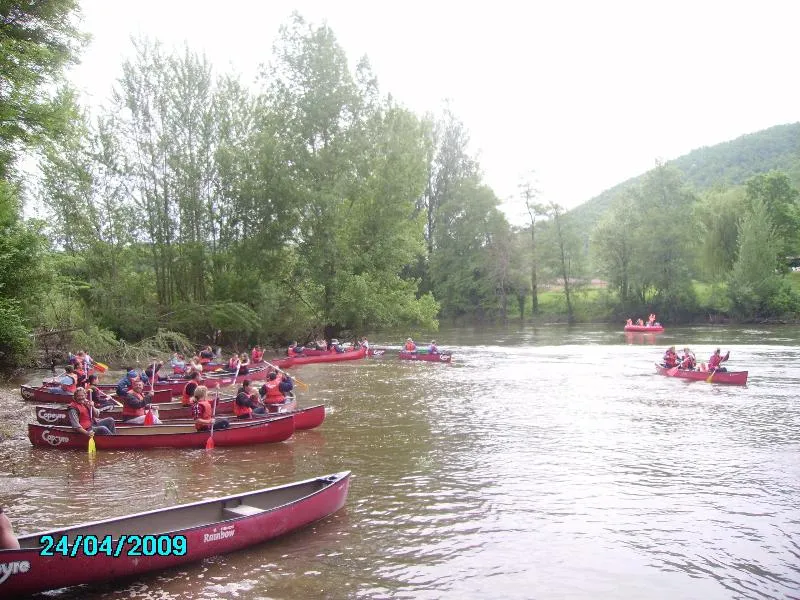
{"left": 428, "top": 340, "right": 439, "bottom": 354}
{"left": 144, "top": 360, "right": 167, "bottom": 382}
{"left": 115, "top": 368, "right": 141, "bottom": 397}
{"left": 121, "top": 380, "right": 162, "bottom": 424}
{"left": 330, "top": 338, "right": 345, "bottom": 353}
{"left": 404, "top": 338, "right": 417, "bottom": 352}
{"left": 708, "top": 348, "right": 730, "bottom": 372}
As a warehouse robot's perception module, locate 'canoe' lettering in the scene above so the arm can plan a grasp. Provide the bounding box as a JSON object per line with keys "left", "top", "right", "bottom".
{"left": 37, "top": 410, "right": 62, "bottom": 423}
{"left": 41, "top": 430, "right": 70, "bottom": 446}
{"left": 203, "top": 524, "right": 235, "bottom": 543}
{"left": 0, "top": 560, "right": 30, "bottom": 584}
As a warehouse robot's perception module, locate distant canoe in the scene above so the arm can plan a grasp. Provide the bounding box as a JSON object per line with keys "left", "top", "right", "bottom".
{"left": 0, "top": 471, "right": 350, "bottom": 597}
{"left": 21, "top": 384, "right": 173, "bottom": 404}
{"left": 654, "top": 363, "right": 748, "bottom": 385}
{"left": 398, "top": 351, "right": 452, "bottom": 363}
{"left": 624, "top": 325, "right": 664, "bottom": 333}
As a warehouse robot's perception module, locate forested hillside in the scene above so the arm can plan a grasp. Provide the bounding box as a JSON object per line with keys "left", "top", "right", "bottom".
{"left": 569, "top": 123, "right": 800, "bottom": 235}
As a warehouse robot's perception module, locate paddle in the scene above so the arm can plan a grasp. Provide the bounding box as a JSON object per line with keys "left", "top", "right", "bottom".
{"left": 667, "top": 366, "right": 680, "bottom": 376}
{"left": 705, "top": 369, "right": 717, "bottom": 383}
{"left": 88, "top": 432, "right": 96, "bottom": 454}
{"left": 205, "top": 390, "right": 218, "bottom": 451}
{"left": 144, "top": 361, "right": 157, "bottom": 425}
{"left": 264, "top": 360, "right": 308, "bottom": 392}
{"left": 207, "top": 363, "right": 240, "bottom": 450}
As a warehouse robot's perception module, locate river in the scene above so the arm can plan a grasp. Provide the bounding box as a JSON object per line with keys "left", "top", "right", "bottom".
{"left": 1, "top": 324, "right": 799, "bottom": 599}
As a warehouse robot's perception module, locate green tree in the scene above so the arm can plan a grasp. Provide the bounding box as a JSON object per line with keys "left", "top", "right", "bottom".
{"left": 745, "top": 171, "right": 800, "bottom": 266}
{"left": 694, "top": 186, "right": 746, "bottom": 281}
{"left": 540, "top": 202, "right": 583, "bottom": 323}
{"left": 592, "top": 192, "right": 640, "bottom": 307}
{"left": 727, "top": 199, "right": 794, "bottom": 318}
{"left": 519, "top": 176, "right": 547, "bottom": 315}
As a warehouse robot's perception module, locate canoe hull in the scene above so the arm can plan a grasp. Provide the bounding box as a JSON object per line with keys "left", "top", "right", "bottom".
{"left": 0, "top": 472, "right": 350, "bottom": 598}
{"left": 21, "top": 384, "right": 173, "bottom": 404}
{"left": 35, "top": 402, "right": 325, "bottom": 431}
{"left": 398, "top": 351, "right": 452, "bottom": 363}
{"left": 624, "top": 325, "right": 664, "bottom": 333}
{"left": 654, "top": 363, "right": 748, "bottom": 385}
{"left": 27, "top": 415, "right": 295, "bottom": 450}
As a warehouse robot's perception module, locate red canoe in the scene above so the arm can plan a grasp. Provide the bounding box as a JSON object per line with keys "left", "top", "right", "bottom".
{"left": 21, "top": 384, "right": 174, "bottom": 404}
{"left": 654, "top": 363, "right": 748, "bottom": 385}
{"left": 28, "top": 414, "right": 295, "bottom": 450}
{"left": 34, "top": 402, "right": 326, "bottom": 431}
{"left": 0, "top": 471, "right": 350, "bottom": 597}
{"left": 284, "top": 346, "right": 367, "bottom": 366}
{"left": 398, "top": 351, "right": 452, "bottom": 363}
{"left": 624, "top": 325, "right": 664, "bottom": 333}
{"left": 34, "top": 395, "right": 236, "bottom": 425}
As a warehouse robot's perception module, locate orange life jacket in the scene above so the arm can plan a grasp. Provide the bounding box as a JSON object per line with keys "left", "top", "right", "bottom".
{"left": 233, "top": 392, "right": 255, "bottom": 417}
{"left": 404, "top": 342, "right": 416, "bottom": 351}
{"left": 263, "top": 381, "right": 284, "bottom": 404}
{"left": 195, "top": 399, "right": 213, "bottom": 430}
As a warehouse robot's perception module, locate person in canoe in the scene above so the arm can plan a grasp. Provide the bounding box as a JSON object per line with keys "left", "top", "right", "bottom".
{"left": 184, "top": 355, "right": 204, "bottom": 377}
{"left": 192, "top": 385, "right": 230, "bottom": 431}
{"left": 626, "top": 318, "right": 633, "bottom": 326}
{"left": 234, "top": 380, "right": 267, "bottom": 419}
{"left": 330, "top": 338, "right": 345, "bottom": 353}
{"left": 404, "top": 338, "right": 417, "bottom": 352}
{"left": 259, "top": 371, "right": 293, "bottom": 406}
{"left": 663, "top": 346, "right": 679, "bottom": 368}
{"left": 69, "top": 387, "right": 117, "bottom": 435}
{"left": 428, "top": 340, "right": 439, "bottom": 354}
{"left": 636, "top": 318, "right": 644, "bottom": 326}
{"left": 251, "top": 345, "right": 264, "bottom": 363}
{"left": 144, "top": 360, "right": 168, "bottom": 383}
{"left": 287, "top": 341, "right": 306, "bottom": 357}
{"left": 122, "top": 380, "right": 162, "bottom": 424}
{"left": 199, "top": 345, "right": 215, "bottom": 364}
{"left": 680, "top": 347, "right": 696, "bottom": 370}
{"left": 115, "top": 369, "right": 141, "bottom": 397}
{"left": 51, "top": 364, "right": 79, "bottom": 396}
{"left": 85, "top": 373, "right": 117, "bottom": 408}
{"left": 170, "top": 352, "right": 186, "bottom": 372}
{"left": 0, "top": 506, "right": 19, "bottom": 550}
{"left": 707, "top": 348, "right": 730, "bottom": 372}
{"left": 648, "top": 313, "right": 656, "bottom": 326}
{"left": 181, "top": 371, "right": 202, "bottom": 406}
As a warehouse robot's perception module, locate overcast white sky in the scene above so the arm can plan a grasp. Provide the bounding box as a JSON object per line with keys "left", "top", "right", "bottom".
{"left": 69, "top": 0, "right": 800, "bottom": 221}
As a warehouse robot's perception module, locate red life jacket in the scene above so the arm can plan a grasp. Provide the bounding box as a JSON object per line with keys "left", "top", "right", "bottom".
{"left": 69, "top": 401, "right": 92, "bottom": 429}
{"left": 708, "top": 354, "right": 722, "bottom": 369}
{"left": 61, "top": 373, "right": 78, "bottom": 394}
{"left": 404, "top": 342, "right": 416, "bottom": 351}
{"left": 251, "top": 348, "right": 263, "bottom": 362}
{"left": 228, "top": 357, "right": 239, "bottom": 370}
{"left": 664, "top": 351, "right": 678, "bottom": 368}
{"left": 122, "top": 391, "right": 145, "bottom": 419}
{"left": 263, "top": 381, "right": 284, "bottom": 404}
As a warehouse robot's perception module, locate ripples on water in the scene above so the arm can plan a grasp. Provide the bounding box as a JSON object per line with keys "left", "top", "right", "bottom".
{"left": 1, "top": 325, "right": 799, "bottom": 599}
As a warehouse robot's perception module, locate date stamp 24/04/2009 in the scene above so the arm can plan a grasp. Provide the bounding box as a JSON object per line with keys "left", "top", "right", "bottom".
{"left": 39, "top": 534, "right": 187, "bottom": 557}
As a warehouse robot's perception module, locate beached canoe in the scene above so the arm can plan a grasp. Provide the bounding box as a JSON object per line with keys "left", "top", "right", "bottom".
{"left": 21, "top": 384, "right": 174, "bottom": 404}
{"left": 624, "top": 325, "right": 664, "bottom": 333}
{"left": 28, "top": 414, "right": 295, "bottom": 450}
{"left": 654, "top": 363, "right": 748, "bottom": 385}
{"left": 0, "top": 471, "right": 351, "bottom": 598}
{"left": 34, "top": 402, "right": 326, "bottom": 431}
{"left": 398, "top": 351, "right": 453, "bottom": 363}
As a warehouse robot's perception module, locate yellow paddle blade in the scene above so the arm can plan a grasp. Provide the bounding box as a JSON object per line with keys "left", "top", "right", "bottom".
{"left": 705, "top": 370, "right": 715, "bottom": 383}
{"left": 294, "top": 379, "right": 309, "bottom": 392}
{"left": 88, "top": 435, "right": 96, "bottom": 454}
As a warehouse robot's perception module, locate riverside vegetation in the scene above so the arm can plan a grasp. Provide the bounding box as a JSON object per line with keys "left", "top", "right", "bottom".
{"left": 2, "top": 3, "right": 800, "bottom": 369}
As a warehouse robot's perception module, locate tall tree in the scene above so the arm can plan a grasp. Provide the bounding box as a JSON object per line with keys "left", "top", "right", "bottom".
{"left": 745, "top": 171, "right": 800, "bottom": 267}
{"left": 519, "top": 176, "right": 546, "bottom": 315}
{"left": 727, "top": 199, "right": 790, "bottom": 318}
{"left": 591, "top": 192, "right": 640, "bottom": 307}
{"left": 540, "top": 202, "right": 583, "bottom": 323}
